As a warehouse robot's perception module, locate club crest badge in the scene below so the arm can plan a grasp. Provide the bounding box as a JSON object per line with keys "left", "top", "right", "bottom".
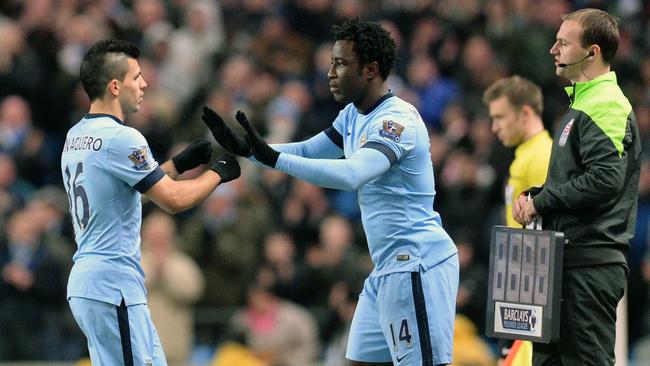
{"left": 379, "top": 120, "right": 405, "bottom": 142}
{"left": 128, "top": 147, "right": 152, "bottom": 170}
{"left": 559, "top": 119, "right": 574, "bottom": 146}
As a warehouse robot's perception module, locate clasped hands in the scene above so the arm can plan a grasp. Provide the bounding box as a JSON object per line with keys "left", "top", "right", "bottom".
{"left": 201, "top": 106, "right": 279, "bottom": 168}
{"left": 512, "top": 192, "right": 539, "bottom": 227}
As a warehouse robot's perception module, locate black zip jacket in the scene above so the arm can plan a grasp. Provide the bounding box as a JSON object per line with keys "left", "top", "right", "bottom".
{"left": 533, "top": 72, "right": 641, "bottom": 268}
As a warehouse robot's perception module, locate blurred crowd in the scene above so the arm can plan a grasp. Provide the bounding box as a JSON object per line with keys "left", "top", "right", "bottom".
{"left": 0, "top": 0, "right": 649, "bottom": 365}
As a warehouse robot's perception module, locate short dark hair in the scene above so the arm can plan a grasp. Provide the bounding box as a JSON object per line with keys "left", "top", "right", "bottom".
{"left": 562, "top": 8, "right": 619, "bottom": 65}
{"left": 80, "top": 39, "right": 140, "bottom": 101}
{"left": 332, "top": 18, "right": 396, "bottom": 80}
{"left": 483, "top": 75, "right": 543, "bottom": 116}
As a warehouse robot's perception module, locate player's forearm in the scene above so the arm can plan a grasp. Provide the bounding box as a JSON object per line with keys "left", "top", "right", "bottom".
{"left": 141, "top": 160, "right": 179, "bottom": 205}
{"left": 171, "top": 171, "right": 222, "bottom": 211}
{"left": 274, "top": 147, "right": 390, "bottom": 191}
{"left": 159, "top": 160, "right": 180, "bottom": 179}
{"left": 149, "top": 172, "right": 221, "bottom": 214}
{"left": 271, "top": 131, "right": 343, "bottom": 159}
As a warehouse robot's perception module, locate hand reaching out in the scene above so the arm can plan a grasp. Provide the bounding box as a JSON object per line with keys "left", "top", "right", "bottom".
{"left": 171, "top": 138, "right": 212, "bottom": 174}
{"left": 201, "top": 106, "right": 252, "bottom": 157}
{"left": 235, "top": 111, "right": 280, "bottom": 167}
{"left": 210, "top": 153, "right": 241, "bottom": 183}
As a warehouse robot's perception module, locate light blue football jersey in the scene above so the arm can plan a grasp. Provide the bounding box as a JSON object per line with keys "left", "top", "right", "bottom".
{"left": 332, "top": 95, "right": 457, "bottom": 275}
{"left": 61, "top": 113, "right": 164, "bottom": 306}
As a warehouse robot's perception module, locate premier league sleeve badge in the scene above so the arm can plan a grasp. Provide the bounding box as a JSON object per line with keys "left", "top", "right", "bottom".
{"left": 128, "top": 147, "right": 153, "bottom": 171}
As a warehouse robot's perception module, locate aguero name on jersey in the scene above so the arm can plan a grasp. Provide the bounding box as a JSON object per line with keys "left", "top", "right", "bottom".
{"left": 61, "top": 113, "right": 164, "bottom": 306}
{"left": 332, "top": 94, "right": 457, "bottom": 276}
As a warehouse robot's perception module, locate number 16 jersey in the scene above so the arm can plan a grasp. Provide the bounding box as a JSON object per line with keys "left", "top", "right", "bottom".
{"left": 60, "top": 114, "right": 164, "bottom": 306}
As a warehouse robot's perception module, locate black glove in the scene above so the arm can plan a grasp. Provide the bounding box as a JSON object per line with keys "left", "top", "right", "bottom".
{"left": 210, "top": 153, "right": 241, "bottom": 183}
{"left": 235, "top": 111, "right": 280, "bottom": 167}
{"left": 171, "top": 138, "right": 213, "bottom": 174}
{"left": 201, "top": 106, "right": 252, "bottom": 157}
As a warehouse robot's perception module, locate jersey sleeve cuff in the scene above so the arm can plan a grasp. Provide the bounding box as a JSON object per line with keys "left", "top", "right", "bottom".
{"left": 324, "top": 126, "right": 344, "bottom": 149}
{"left": 362, "top": 141, "right": 398, "bottom": 165}
{"left": 134, "top": 166, "right": 165, "bottom": 193}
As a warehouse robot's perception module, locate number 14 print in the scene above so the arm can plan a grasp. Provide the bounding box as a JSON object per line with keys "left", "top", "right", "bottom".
{"left": 389, "top": 318, "right": 413, "bottom": 351}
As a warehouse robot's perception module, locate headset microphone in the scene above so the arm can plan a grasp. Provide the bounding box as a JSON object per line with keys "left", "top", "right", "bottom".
{"left": 558, "top": 50, "right": 595, "bottom": 67}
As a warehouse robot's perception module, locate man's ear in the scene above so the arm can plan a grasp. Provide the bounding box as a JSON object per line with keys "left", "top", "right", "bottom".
{"left": 364, "top": 61, "right": 380, "bottom": 80}
{"left": 108, "top": 79, "right": 120, "bottom": 97}
{"left": 520, "top": 105, "right": 534, "bottom": 122}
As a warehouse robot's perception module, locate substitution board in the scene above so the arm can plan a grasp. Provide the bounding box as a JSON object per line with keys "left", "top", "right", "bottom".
{"left": 486, "top": 226, "right": 564, "bottom": 343}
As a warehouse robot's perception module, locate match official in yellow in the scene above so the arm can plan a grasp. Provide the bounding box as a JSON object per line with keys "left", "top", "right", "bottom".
{"left": 483, "top": 75, "right": 553, "bottom": 365}
{"left": 484, "top": 76, "right": 553, "bottom": 228}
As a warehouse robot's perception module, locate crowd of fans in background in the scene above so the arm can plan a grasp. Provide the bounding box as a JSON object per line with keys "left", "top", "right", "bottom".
{"left": 0, "top": 0, "right": 648, "bottom": 365}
